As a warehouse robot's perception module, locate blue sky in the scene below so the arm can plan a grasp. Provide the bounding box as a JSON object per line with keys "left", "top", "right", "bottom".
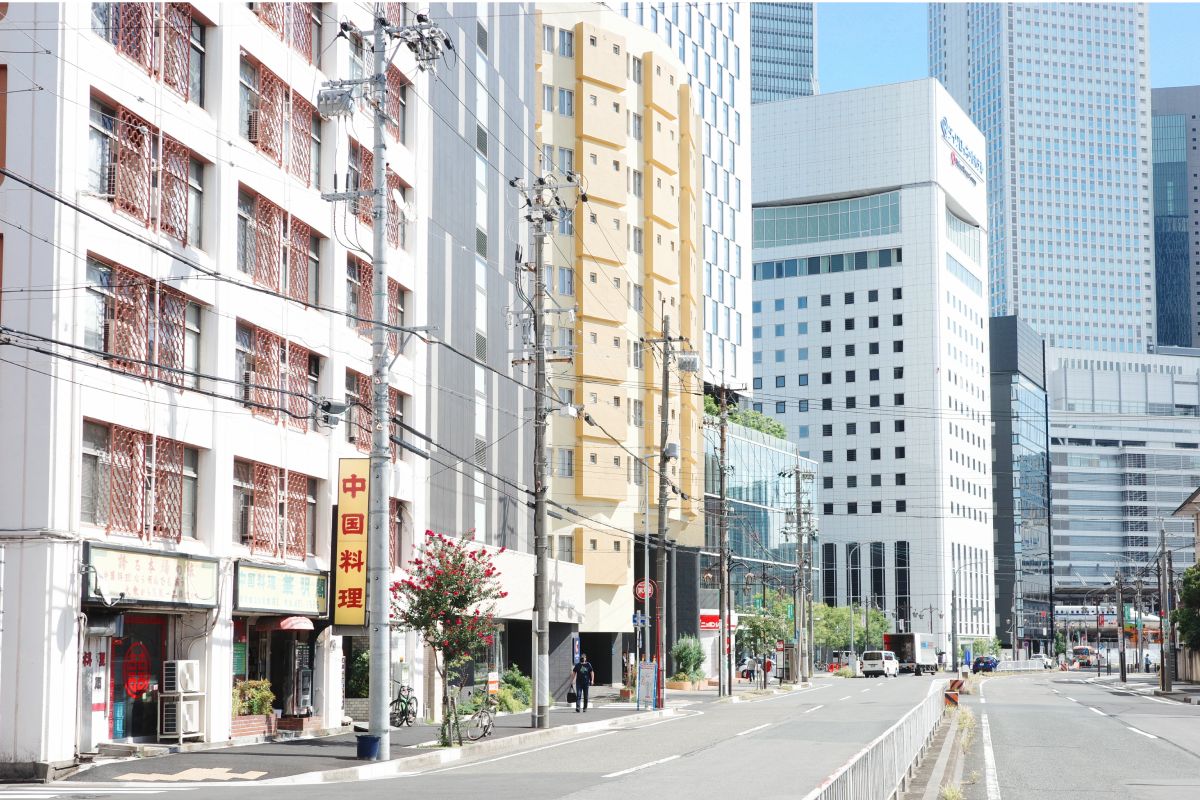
{"left": 816, "top": 3, "right": 1200, "bottom": 94}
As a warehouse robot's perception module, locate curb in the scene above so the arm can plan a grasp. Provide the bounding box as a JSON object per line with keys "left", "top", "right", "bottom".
{"left": 259, "top": 707, "right": 681, "bottom": 784}
{"left": 720, "top": 682, "right": 811, "bottom": 703}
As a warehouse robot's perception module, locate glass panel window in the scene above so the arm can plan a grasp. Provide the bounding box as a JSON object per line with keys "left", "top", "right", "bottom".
{"left": 187, "top": 158, "right": 204, "bottom": 248}
{"left": 558, "top": 88, "right": 574, "bottom": 116}
{"left": 81, "top": 420, "right": 112, "bottom": 526}
{"left": 181, "top": 447, "right": 198, "bottom": 537}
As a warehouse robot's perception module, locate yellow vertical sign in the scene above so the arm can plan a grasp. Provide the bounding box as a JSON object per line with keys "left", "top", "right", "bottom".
{"left": 333, "top": 458, "right": 370, "bottom": 626}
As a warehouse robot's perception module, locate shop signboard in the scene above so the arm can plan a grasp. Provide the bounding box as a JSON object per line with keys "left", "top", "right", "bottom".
{"left": 333, "top": 458, "right": 370, "bottom": 626}
{"left": 235, "top": 563, "right": 329, "bottom": 616}
{"left": 84, "top": 544, "right": 218, "bottom": 608}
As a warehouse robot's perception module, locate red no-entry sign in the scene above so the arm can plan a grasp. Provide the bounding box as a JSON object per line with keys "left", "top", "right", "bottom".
{"left": 634, "top": 580, "right": 656, "bottom": 601}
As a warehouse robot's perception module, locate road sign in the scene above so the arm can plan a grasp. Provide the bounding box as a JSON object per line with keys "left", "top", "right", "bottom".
{"left": 634, "top": 580, "right": 656, "bottom": 601}
{"left": 631, "top": 612, "right": 648, "bottom": 627}
{"left": 776, "top": 640, "right": 785, "bottom": 652}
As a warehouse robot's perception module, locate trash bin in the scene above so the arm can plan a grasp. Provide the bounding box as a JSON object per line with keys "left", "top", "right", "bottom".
{"left": 356, "top": 734, "right": 382, "bottom": 760}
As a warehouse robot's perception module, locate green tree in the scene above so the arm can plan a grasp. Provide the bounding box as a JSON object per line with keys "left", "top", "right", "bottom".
{"left": 738, "top": 590, "right": 794, "bottom": 687}
{"left": 704, "top": 394, "right": 721, "bottom": 416}
{"left": 811, "top": 603, "right": 890, "bottom": 653}
{"left": 390, "top": 531, "right": 506, "bottom": 746}
{"left": 1054, "top": 631, "right": 1067, "bottom": 657}
{"left": 702, "top": 393, "right": 788, "bottom": 440}
{"left": 1172, "top": 563, "right": 1200, "bottom": 649}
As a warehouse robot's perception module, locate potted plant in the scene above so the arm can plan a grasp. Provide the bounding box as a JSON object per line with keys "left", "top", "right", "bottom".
{"left": 231, "top": 679, "right": 276, "bottom": 738}
{"left": 667, "top": 636, "right": 706, "bottom": 690}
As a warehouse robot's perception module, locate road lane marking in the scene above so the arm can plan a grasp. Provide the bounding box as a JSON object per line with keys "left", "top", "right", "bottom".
{"left": 735, "top": 723, "right": 772, "bottom": 737}
{"left": 1065, "top": 696, "right": 1077, "bottom": 702}
{"left": 860, "top": 688, "right": 872, "bottom": 693}
{"left": 1126, "top": 726, "right": 1158, "bottom": 739}
{"left": 1142, "top": 696, "right": 1173, "bottom": 705}
{"left": 1050, "top": 689, "right": 1060, "bottom": 694}
{"left": 628, "top": 709, "right": 703, "bottom": 729}
{"left": 980, "top": 698, "right": 987, "bottom": 704}
{"left": 839, "top": 695, "right": 852, "bottom": 701}
{"left": 602, "top": 754, "right": 680, "bottom": 778}
{"left": 982, "top": 713, "right": 1002, "bottom": 800}
{"left": 803, "top": 705, "right": 824, "bottom": 713}
{"left": 417, "top": 730, "right": 617, "bottom": 775}
{"left": 1088, "top": 707, "right": 1106, "bottom": 716}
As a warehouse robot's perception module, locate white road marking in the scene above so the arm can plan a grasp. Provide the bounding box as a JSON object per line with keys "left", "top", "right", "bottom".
{"left": 838, "top": 695, "right": 852, "bottom": 701}
{"left": 860, "top": 688, "right": 872, "bottom": 693}
{"left": 980, "top": 697, "right": 987, "bottom": 704}
{"left": 982, "top": 713, "right": 1002, "bottom": 800}
{"left": 602, "top": 754, "right": 680, "bottom": 778}
{"left": 735, "top": 723, "right": 772, "bottom": 737}
{"left": 628, "top": 709, "right": 703, "bottom": 729}
{"left": 1088, "top": 707, "right": 1106, "bottom": 716}
{"left": 415, "top": 730, "right": 616, "bottom": 775}
{"left": 1050, "top": 688, "right": 1060, "bottom": 694}
{"left": 803, "top": 705, "right": 824, "bottom": 714}
{"left": 1142, "top": 696, "right": 1174, "bottom": 705}
{"left": 1126, "top": 726, "right": 1158, "bottom": 739}
{"left": 1065, "top": 696, "right": 1077, "bottom": 702}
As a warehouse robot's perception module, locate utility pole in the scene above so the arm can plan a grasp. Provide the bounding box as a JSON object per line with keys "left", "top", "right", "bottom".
{"left": 1160, "top": 522, "right": 1173, "bottom": 692}
{"left": 1136, "top": 577, "right": 1144, "bottom": 673}
{"left": 641, "top": 315, "right": 695, "bottom": 708}
{"left": 510, "top": 173, "right": 577, "bottom": 728}
{"left": 717, "top": 386, "right": 730, "bottom": 697}
{"left": 319, "top": 12, "right": 448, "bottom": 760}
{"left": 1116, "top": 569, "right": 1126, "bottom": 682}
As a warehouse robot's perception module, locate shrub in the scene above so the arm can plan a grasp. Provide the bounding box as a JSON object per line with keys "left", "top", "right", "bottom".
{"left": 671, "top": 635, "right": 705, "bottom": 682}
{"left": 502, "top": 665, "right": 532, "bottom": 705}
{"left": 232, "top": 679, "right": 275, "bottom": 716}
{"left": 495, "top": 685, "right": 526, "bottom": 713}
{"left": 346, "top": 651, "right": 370, "bottom": 698}
{"left": 834, "top": 667, "right": 854, "bottom": 678}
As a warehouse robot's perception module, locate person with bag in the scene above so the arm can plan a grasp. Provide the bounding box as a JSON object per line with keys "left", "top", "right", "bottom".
{"left": 571, "top": 653, "right": 595, "bottom": 712}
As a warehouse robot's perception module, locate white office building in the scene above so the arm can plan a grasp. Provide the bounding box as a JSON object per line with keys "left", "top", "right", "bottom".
{"left": 751, "top": 79, "right": 995, "bottom": 656}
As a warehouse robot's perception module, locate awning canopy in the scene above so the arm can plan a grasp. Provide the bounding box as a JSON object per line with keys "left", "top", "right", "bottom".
{"left": 256, "top": 616, "right": 315, "bottom": 632}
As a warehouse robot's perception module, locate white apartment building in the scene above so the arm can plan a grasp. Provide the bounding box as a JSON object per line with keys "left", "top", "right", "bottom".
{"left": 0, "top": 2, "right": 430, "bottom": 777}
{"left": 751, "top": 79, "right": 995, "bottom": 657}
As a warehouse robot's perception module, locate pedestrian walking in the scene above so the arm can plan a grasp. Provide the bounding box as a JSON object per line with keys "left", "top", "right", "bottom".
{"left": 572, "top": 653, "right": 595, "bottom": 712}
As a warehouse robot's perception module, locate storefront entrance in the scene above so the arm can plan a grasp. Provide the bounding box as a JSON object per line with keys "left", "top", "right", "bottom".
{"left": 109, "top": 615, "right": 168, "bottom": 740}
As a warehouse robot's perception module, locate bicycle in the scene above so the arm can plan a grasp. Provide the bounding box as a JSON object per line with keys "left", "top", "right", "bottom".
{"left": 389, "top": 682, "right": 418, "bottom": 727}
{"left": 465, "top": 691, "right": 498, "bottom": 741}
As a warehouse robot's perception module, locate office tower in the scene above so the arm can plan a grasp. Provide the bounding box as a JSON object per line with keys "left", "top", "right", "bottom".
{"left": 752, "top": 79, "right": 995, "bottom": 657}
{"left": 1152, "top": 87, "right": 1200, "bottom": 348}
{"left": 1045, "top": 349, "right": 1199, "bottom": 600}
{"left": 990, "top": 317, "right": 1052, "bottom": 657}
{"left": 751, "top": 2, "right": 817, "bottom": 103}
{"left": 931, "top": 3, "right": 1155, "bottom": 353}
{"left": 620, "top": 3, "right": 751, "bottom": 385}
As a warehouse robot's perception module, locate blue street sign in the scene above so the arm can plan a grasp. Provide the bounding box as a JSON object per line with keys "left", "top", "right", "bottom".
{"left": 632, "top": 612, "right": 648, "bottom": 627}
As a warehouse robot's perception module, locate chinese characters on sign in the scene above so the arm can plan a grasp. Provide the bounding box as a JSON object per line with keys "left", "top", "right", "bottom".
{"left": 234, "top": 564, "right": 328, "bottom": 616}
{"left": 86, "top": 546, "right": 219, "bottom": 607}
{"left": 333, "top": 458, "right": 370, "bottom": 625}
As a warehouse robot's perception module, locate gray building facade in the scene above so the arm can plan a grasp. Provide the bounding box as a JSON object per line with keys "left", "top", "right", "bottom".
{"left": 750, "top": 2, "right": 817, "bottom": 103}
{"left": 990, "top": 317, "right": 1052, "bottom": 656}
{"left": 1152, "top": 86, "right": 1200, "bottom": 349}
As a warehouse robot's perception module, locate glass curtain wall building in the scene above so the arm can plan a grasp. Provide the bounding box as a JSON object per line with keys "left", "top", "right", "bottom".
{"left": 990, "top": 317, "right": 1052, "bottom": 657}
{"left": 1151, "top": 87, "right": 1200, "bottom": 349}
{"left": 702, "top": 419, "right": 818, "bottom": 612}
{"left": 750, "top": 2, "right": 816, "bottom": 103}
{"left": 930, "top": 3, "right": 1155, "bottom": 353}
{"left": 620, "top": 2, "right": 752, "bottom": 385}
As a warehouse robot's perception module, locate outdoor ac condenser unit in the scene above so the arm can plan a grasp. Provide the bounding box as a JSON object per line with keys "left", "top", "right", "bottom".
{"left": 161, "top": 699, "right": 202, "bottom": 735}
{"left": 163, "top": 659, "right": 201, "bottom": 693}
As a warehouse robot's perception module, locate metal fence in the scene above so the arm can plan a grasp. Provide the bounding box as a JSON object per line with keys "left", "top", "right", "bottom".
{"left": 801, "top": 680, "right": 947, "bottom": 800}
{"left": 995, "top": 659, "right": 1050, "bottom": 672}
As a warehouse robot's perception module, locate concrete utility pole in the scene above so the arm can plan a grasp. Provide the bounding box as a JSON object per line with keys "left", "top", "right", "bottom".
{"left": 717, "top": 387, "right": 730, "bottom": 697}
{"left": 1116, "top": 569, "right": 1127, "bottom": 682}
{"left": 1136, "top": 577, "right": 1144, "bottom": 673}
{"left": 781, "top": 464, "right": 811, "bottom": 684}
{"left": 319, "top": 12, "right": 449, "bottom": 760}
{"left": 641, "top": 315, "right": 695, "bottom": 708}
{"left": 510, "top": 172, "right": 577, "bottom": 729}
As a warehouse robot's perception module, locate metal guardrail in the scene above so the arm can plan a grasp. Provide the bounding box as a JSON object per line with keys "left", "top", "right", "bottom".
{"left": 995, "top": 659, "right": 1051, "bottom": 672}
{"left": 801, "top": 679, "right": 947, "bottom": 800}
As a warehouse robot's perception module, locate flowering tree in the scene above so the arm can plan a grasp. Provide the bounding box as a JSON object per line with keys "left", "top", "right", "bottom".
{"left": 390, "top": 530, "right": 506, "bottom": 745}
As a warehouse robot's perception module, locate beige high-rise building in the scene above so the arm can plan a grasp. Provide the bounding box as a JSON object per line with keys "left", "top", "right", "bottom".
{"left": 536, "top": 4, "right": 704, "bottom": 682}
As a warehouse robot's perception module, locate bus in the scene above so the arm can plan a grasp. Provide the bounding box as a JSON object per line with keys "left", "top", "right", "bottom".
{"left": 1071, "top": 645, "right": 1099, "bottom": 666}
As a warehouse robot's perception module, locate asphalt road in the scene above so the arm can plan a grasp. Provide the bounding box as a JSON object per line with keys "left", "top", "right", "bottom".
{"left": 960, "top": 673, "right": 1200, "bottom": 799}
{"left": 2, "top": 674, "right": 941, "bottom": 800}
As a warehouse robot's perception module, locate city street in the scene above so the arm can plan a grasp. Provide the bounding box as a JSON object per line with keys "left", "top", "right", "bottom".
{"left": 960, "top": 674, "right": 1200, "bottom": 799}
{"left": 0, "top": 676, "right": 939, "bottom": 800}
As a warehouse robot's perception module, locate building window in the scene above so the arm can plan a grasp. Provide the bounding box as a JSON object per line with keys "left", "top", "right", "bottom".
{"left": 557, "top": 267, "right": 575, "bottom": 296}
{"left": 632, "top": 113, "right": 643, "bottom": 140}
{"left": 893, "top": 287, "right": 903, "bottom": 300}
{"left": 894, "top": 367, "right": 904, "bottom": 379}
{"left": 557, "top": 448, "right": 575, "bottom": 477}
{"left": 869, "top": 316, "right": 879, "bottom": 329}
{"left": 893, "top": 313, "right": 903, "bottom": 326}
{"left": 894, "top": 393, "right": 905, "bottom": 406}
{"left": 631, "top": 56, "right": 643, "bottom": 83}
{"left": 559, "top": 29, "right": 574, "bottom": 57}
{"left": 558, "top": 88, "right": 574, "bottom": 116}
{"left": 542, "top": 24, "right": 555, "bottom": 51}
{"left": 820, "top": 320, "right": 831, "bottom": 333}
{"left": 896, "top": 500, "right": 907, "bottom": 513}
{"left": 775, "top": 376, "right": 785, "bottom": 388}
{"left": 775, "top": 401, "right": 786, "bottom": 413}
{"left": 871, "top": 501, "right": 882, "bottom": 514}
{"left": 895, "top": 446, "right": 906, "bottom": 459}
{"left": 822, "top": 542, "right": 838, "bottom": 605}
{"left": 543, "top": 85, "right": 555, "bottom": 113}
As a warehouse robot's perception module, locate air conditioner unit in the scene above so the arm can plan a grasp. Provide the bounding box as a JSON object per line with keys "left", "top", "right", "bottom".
{"left": 163, "top": 659, "right": 201, "bottom": 693}
{"left": 161, "top": 699, "right": 202, "bottom": 735}
{"left": 247, "top": 109, "right": 261, "bottom": 144}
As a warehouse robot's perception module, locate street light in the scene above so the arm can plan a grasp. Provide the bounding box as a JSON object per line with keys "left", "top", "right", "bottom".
{"left": 952, "top": 561, "right": 987, "bottom": 673}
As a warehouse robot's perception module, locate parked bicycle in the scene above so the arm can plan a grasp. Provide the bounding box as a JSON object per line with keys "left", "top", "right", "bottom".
{"left": 465, "top": 690, "right": 498, "bottom": 741}
{"left": 389, "top": 681, "right": 418, "bottom": 727}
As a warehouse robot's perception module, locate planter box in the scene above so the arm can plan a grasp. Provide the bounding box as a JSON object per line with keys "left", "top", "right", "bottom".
{"left": 665, "top": 679, "right": 696, "bottom": 691}
{"left": 278, "top": 715, "right": 324, "bottom": 733}
{"left": 230, "top": 714, "right": 276, "bottom": 738}
{"left": 618, "top": 687, "right": 634, "bottom": 701}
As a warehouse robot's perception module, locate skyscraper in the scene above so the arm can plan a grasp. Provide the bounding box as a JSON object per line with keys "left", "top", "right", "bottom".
{"left": 751, "top": 2, "right": 817, "bottom": 103}
{"left": 620, "top": 3, "right": 751, "bottom": 385}
{"left": 1151, "top": 86, "right": 1200, "bottom": 349}
{"left": 930, "top": 3, "right": 1155, "bottom": 353}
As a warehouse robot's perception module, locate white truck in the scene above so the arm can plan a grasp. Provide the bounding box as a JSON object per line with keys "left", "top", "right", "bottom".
{"left": 883, "top": 632, "right": 939, "bottom": 675}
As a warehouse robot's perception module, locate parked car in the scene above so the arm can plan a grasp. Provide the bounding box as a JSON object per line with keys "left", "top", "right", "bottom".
{"left": 972, "top": 655, "right": 999, "bottom": 674}
{"left": 862, "top": 650, "right": 900, "bottom": 678}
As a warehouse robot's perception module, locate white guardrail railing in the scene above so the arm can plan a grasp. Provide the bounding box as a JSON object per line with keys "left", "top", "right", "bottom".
{"left": 995, "top": 659, "right": 1050, "bottom": 672}
{"left": 801, "top": 679, "right": 947, "bottom": 800}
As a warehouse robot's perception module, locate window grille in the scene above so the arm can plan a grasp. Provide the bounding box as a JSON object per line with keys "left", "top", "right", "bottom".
{"left": 252, "top": 1, "right": 321, "bottom": 64}
{"left": 352, "top": 140, "right": 375, "bottom": 225}
{"left": 250, "top": 461, "right": 280, "bottom": 554}
{"left": 385, "top": 66, "right": 409, "bottom": 142}
{"left": 290, "top": 94, "right": 316, "bottom": 184}
{"left": 348, "top": 255, "right": 373, "bottom": 336}
{"left": 386, "top": 171, "right": 408, "bottom": 249}
{"left": 387, "top": 278, "right": 406, "bottom": 353}
{"left": 347, "top": 370, "right": 372, "bottom": 453}
{"left": 250, "top": 327, "right": 282, "bottom": 423}
{"left": 283, "top": 470, "right": 309, "bottom": 559}
{"left": 160, "top": 4, "right": 192, "bottom": 99}
{"left": 389, "top": 387, "right": 404, "bottom": 462}
{"left": 286, "top": 216, "right": 312, "bottom": 303}
{"left": 285, "top": 342, "right": 311, "bottom": 432}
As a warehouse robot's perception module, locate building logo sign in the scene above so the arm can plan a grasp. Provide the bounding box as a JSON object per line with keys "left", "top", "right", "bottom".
{"left": 84, "top": 544, "right": 219, "bottom": 608}
{"left": 235, "top": 563, "right": 328, "bottom": 616}
{"left": 940, "top": 117, "right": 984, "bottom": 183}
